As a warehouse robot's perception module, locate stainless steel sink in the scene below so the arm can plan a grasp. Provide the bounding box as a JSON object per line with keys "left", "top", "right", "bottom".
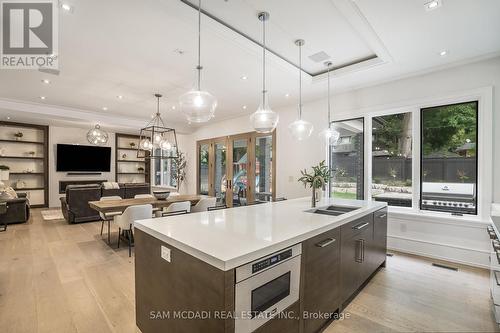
{"left": 306, "top": 205, "right": 358, "bottom": 216}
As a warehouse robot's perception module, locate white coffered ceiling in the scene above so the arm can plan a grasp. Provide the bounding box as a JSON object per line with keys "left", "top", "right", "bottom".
{"left": 0, "top": 0, "right": 499, "bottom": 133}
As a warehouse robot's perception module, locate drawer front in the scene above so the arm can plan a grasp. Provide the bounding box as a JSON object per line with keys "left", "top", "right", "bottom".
{"left": 303, "top": 228, "right": 341, "bottom": 333}
{"left": 341, "top": 214, "right": 373, "bottom": 240}
{"left": 494, "top": 304, "right": 500, "bottom": 324}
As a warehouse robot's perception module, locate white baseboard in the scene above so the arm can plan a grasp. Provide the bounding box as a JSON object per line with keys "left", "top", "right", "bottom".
{"left": 388, "top": 234, "right": 490, "bottom": 269}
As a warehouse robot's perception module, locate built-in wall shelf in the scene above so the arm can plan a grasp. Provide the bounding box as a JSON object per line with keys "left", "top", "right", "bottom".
{"left": 115, "top": 133, "right": 150, "bottom": 184}
{"left": 10, "top": 172, "right": 44, "bottom": 175}
{"left": 0, "top": 139, "right": 44, "bottom": 145}
{"left": 116, "top": 160, "right": 145, "bottom": 163}
{"left": 0, "top": 121, "right": 49, "bottom": 208}
{"left": 14, "top": 187, "right": 44, "bottom": 191}
{"left": 0, "top": 156, "right": 44, "bottom": 160}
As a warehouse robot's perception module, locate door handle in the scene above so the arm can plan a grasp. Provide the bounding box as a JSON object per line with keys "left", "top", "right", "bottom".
{"left": 353, "top": 222, "right": 370, "bottom": 230}
{"left": 315, "top": 238, "right": 336, "bottom": 248}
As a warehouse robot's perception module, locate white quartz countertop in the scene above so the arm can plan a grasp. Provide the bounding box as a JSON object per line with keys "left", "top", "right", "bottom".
{"left": 134, "top": 197, "right": 387, "bottom": 271}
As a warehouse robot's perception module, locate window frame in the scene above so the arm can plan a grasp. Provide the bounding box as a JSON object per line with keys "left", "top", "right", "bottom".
{"left": 152, "top": 153, "right": 177, "bottom": 189}
{"left": 329, "top": 116, "right": 365, "bottom": 200}
{"left": 419, "top": 101, "right": 479, "bottom": 215}
{"left": 328, "top": 86, "right": 493, "bottom": 221}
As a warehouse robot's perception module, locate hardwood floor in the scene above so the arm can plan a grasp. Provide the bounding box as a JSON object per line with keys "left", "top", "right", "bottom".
{"left": 0, "top": 209, "right": 498, "bottom": 333}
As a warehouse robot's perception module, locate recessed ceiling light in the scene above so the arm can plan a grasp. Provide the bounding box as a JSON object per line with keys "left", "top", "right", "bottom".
{"left": 41, "top": 79, "right": 50, "bottom": 84}
{"left": 285, "top": 93, "right": 290, "bottom": 98}
{"left": 39, "top": 96, "right": 46, "bottom": 100}
{"left": 439, "top": 50, "right": 448, "bottom": 57}
{"left": 117, "top": 95, "right": 123, "bottom": 99}
{"left": 242, "top": 105, "right": 247, "bottom": 110}
{"left": 425, "top": 0, "right": 441, "bottom": 11}
{"left": 240, "top": 75, "right": 248, "bottom": 80}
{"left": 7, "top": 116, "right": 11, "bottom": 120}
{"left": 102, "top": 106, "right": 108, "bottom": 111}
{"left": 171, "top": 106, "right": 176, "bottom": 110}
{"left": 61, "top": 3, "right": 73, "bottom": 12}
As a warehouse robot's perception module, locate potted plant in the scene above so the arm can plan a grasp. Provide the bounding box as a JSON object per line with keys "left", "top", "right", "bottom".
{"left": 27, "top": 151, "right": 36, "bottom": 157}
{"left": 129, "top": 142, "right": 136, "bottom": 148}
{"left": 137, "top": 166, "right": 145, "bottom": 173}
{"left": 298, "top": 160, "right": 331, "bottom": 208}
{"left": 174, "top": 151, "right": 187, "bottom": 191}
{"left": 0, "top": 165, "right": 10, "bottom": 183}
{"left": 14, "top": 132, "right": 23, "bottom": 141}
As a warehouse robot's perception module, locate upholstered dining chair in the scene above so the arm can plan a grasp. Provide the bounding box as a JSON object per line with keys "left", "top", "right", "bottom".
{"left": 134, "top": 194, "right": 159, "bottom": 217}
{"left": 99, "top": 196, "right": 122, "bottom": 244}
{"left": 191, "top": 197, "right": 217, "bottom": 213}
{"left": 162, "top": 201, "right": 191, "bottom": 217}
{"left": 113, "top": 204, "right": 152, "bottom": 257}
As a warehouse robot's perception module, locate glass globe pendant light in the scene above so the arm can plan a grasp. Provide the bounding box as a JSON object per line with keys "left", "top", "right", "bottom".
{"left": 288, "top": 39, "right": 313, "bottom": 141}
{"left": 250, "top": 12, "right": 279, "bottom": 133}
{"left": 318, "top": 61, "right": 340, "bottom": 144}
{"left": 87, "top": 124, "right": 108, "bottom": 145}
{"left": 179, "top": 0, "right": 217, "bottom": 123}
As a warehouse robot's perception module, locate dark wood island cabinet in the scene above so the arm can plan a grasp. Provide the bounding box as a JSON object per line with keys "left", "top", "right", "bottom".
{"left": 135, "top": 200, "right": 388, "bottom": 333}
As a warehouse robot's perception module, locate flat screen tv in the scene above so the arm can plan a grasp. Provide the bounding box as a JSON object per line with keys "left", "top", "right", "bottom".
{"left": 56, "top": 144, "right": 111, "bottom": 172}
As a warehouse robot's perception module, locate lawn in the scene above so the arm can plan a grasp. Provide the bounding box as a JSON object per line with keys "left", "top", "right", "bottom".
{"left": 332, "top": 191, "right": 357, "bottom": 199}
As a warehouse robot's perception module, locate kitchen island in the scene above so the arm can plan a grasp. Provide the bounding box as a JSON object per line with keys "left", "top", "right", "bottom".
{"left": 134, "top": 197, "right": 387, "bottom": 333}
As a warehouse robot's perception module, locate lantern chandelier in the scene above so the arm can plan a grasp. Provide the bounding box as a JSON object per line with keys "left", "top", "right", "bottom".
{"left": 250, "top": 11, "right": 279, "bottom": 133}
{"left": 178, "top": 0, "right": 217, "bottom": 123}
{"left": 138, "top": 94, "right": 179, "bottom": 159}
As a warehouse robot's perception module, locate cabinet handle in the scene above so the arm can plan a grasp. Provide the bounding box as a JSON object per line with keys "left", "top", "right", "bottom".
{"left": 355, "top": 240, "right": 363, "bottom": 263}
{"left": 353, "top": 222, "right": 370, "bottom": 230}
{"left": 315, "top": 238, "right": 336, "bottom": 248}
{"left": 361, "top": 239, "right": 365, "bottom": 262}
{"left": 495, "top": 271, "right": 500, "bottom": 287}
{"left": 378, "top": 214, "right": 387, "bottom": 218}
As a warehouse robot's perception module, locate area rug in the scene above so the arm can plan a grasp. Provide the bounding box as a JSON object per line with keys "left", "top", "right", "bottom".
{"left": 41, "top": 209, "right": 65, "bottom": 221}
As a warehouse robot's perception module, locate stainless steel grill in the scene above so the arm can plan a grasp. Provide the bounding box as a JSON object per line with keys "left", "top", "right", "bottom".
{"left": 421, "top": 182, "right": 476, "bottom": 214}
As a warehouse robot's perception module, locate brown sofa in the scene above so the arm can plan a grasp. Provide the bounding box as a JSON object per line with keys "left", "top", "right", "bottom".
{"left": 60, "top": 183, "right": 150, "bottom": 224}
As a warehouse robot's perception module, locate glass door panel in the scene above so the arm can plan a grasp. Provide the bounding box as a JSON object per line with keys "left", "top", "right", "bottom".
{"left": 214, "top": 141, "right": 227, "bottom": 206}
{"left": 231, "top": 138, "right": 249, "bottom": 207}
{"left": 254, "top": 135, "right": 273, "bottom": 202}
{"left": 198, "top": 143, "right": 210, "bottom": 195}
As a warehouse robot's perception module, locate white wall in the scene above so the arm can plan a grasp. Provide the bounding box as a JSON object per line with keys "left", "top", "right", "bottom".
{"left": 184, "top": 56, "right": 500, "bottom": 267}
{"left": 48, "top": 126, "right": 116, "bottom": 207}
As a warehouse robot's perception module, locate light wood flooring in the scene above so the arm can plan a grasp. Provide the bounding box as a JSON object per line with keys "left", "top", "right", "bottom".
{"left": 0, "top": 209, "right": 498, "bottom": 333}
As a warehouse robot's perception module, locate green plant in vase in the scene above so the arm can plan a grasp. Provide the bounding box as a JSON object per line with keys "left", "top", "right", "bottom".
{"left": 298, "top": 160, "right": 331, "bottom": 208}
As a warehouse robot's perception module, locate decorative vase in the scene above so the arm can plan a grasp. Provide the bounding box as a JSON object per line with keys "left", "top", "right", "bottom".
{"left": 311, "top": 187, "right": 316, "bottom": 208}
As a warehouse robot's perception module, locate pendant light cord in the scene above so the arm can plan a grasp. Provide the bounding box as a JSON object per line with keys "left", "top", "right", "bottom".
{"left": 262, "top": 15, "right": 267, "bottom": 106}
{"left": 196, "top": 0, "right": 202, "bottom": 91}
{"left": 327, "top": 64, "right": 331, "bottom": 125}
{"left": 298, "top": 42, "right": 302, "bottom": 119}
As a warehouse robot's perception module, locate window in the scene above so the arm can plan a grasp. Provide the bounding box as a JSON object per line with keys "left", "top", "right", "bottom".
{"left": 420, "top": 101, "right": 478, "bottom": 215}
{"left": 255, "top": 135, "right": 273, "bottom": 202}
{"left": 329, "top": 118, "right": 364, "bottom": 200}
{"left": 371, "top": 112, "right": 413, "bottom": 207}
{"left": 198, "top": 143, "right": 209, "bottom": 195}
{"left": 153, "top": 152, "right": 177, "bottom": 188}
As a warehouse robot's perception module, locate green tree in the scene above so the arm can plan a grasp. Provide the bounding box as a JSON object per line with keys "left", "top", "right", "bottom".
{"left": 422, "top": 102, "right": 477, "bottom": 156}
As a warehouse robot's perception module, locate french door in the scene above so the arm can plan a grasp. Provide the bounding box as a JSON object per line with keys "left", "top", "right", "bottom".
{"left": 196, "top": 131, "right": 276, "bottom": 207}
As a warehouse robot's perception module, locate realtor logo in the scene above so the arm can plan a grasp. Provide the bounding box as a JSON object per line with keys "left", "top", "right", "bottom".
{"left": 1, "top": 0, "right": 58, "bottom": 69}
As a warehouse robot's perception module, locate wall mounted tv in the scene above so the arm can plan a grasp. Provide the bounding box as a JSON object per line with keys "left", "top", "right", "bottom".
{"left": 56, "top": 144, "right": 111, "bottom": 172}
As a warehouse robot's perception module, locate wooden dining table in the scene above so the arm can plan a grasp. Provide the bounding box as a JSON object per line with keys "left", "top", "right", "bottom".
{"left": 89, "top": 194, "right": 205, "bottom": 214}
